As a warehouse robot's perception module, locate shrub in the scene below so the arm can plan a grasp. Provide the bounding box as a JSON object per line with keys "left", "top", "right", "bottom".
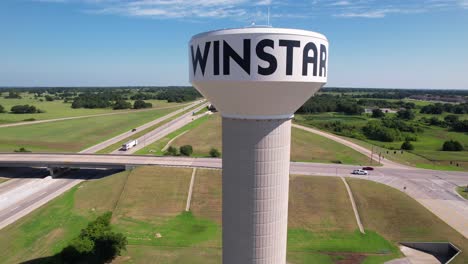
{"left": 113, "top": 100, "right": 132, "bottom": 110}
{"left": 45, "top": 95, "right": 54, "bottom": 101}
{"left": 371, "top": 109, "right": 385, "bottom": 118}
{"left": 396, "top": 109, "right": 415, "bottom": 120}
{"left": 180, "top": 145, "right": 193, "bottom": 156}
{"left": 165, "top": 146, "right": 178, "bottom": 156}
{"left": 10, "top": 104, "right": 40, "bottom": 114}
{"left": 59, "top": 212, "right": 127, "bottom": 263}
{"left": 401, "top": 141, "right": 414, "bottom": 150}
{"left": 442, "top": 140, "right": 464, "bottom": 151}
{"left": 133, "top": 100, "right": 153, "bottom": 109}
{"left": 0, "top": 104, "right": 4, "bottom": 113}
{"left": 14, "top": 147, "right": 31, "bottom": 152}
{"left": 209, "top": 148, "right": 221, "bottom": 157}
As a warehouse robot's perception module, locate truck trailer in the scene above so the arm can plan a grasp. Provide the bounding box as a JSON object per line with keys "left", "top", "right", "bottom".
{"left": 122, "top": 139, "right": 138, "bottom": 151}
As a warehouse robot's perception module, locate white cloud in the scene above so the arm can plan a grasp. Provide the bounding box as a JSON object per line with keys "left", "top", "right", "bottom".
{"left": 330, "top": 1, "right": 350, "bottom": 6}
{"left": 460, "top": 0, "right": 468, "bottom": 8}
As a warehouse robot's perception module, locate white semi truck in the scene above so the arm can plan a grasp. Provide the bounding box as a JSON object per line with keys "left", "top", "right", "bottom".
{"left": 122, "top": 139, "right": 138, "bottom": 151}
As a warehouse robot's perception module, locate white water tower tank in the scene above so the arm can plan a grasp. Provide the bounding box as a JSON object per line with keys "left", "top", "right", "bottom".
{"left": 189, "top": 27, "right": 328, "bottom": 264}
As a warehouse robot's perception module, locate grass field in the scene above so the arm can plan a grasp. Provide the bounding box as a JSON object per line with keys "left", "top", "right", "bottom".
{"left": 295, "top": 112, "right": 468, "bottom": 170}
{"left": 349, "top": 179, "right": 468, "bottom": 264}
{"left": 0, "top": 177, "right": 7, "bottom": 184}
{"left": 456, "top": 186, "right": 468, "bottom": 199}
{"left": 0, "top": 93, "right": 179, "bottom": 124}
{"left": 0, "top": 105, "right": 186, "bottom": 152}
{"left": 1, "top": 167, "right": 466, "bottom": 263}
{"left": 140, "top": 113, "right": 372, "bottom": 165}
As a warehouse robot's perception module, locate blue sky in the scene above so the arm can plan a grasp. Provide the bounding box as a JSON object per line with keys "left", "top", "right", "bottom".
{"left": 1, "top": 0, "right": 467, "bottom": 89}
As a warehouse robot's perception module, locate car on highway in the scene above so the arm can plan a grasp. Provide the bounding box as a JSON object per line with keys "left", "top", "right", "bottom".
{"left": 352, "top": 169, "right": 369, "bottom": 175}
{"left": 362, "top": 166, "right": 374, "bottom": 171}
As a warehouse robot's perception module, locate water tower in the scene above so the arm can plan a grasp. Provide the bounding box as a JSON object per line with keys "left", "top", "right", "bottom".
{"left": 189, "top": 27, "right": 328, "bottom": 264}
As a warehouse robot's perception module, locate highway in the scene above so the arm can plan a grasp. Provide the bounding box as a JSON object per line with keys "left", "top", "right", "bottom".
{"left": 111, "top": 102, "right": 209, "bottom": 154}
{"left": 0, "top": 100, "right": 208, "bottom": 230}
{"left": 0, "top": 153, "right": 467, "bottom": 237}
{"left": 81, "top": 99, "right": 205, "bottom": 153}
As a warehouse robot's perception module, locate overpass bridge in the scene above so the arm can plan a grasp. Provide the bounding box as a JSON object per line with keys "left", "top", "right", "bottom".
{"left": 0, "top": 153, "right": 467, "bottom": 237}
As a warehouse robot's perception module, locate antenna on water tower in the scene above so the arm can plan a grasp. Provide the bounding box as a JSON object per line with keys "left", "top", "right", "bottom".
{"left": 267, "top": 7, "right": 270, "bottom": 26}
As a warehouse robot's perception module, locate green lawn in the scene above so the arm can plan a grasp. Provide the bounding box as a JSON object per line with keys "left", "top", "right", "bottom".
{"left": 0, "top": 93, "right": 180, "bottom": 124}
{"left": 0, "top": 105, "right": 186, "bottom": 152}
{"left": 139, "top": 113, "right": 372, "bottom": 165}
{"left": 1, "top": 168, "right": 466, "bottom": 263}
{"left": 349, "top": 179, "right": 468, "bottom": 264}
{"left": 295, "top": 113, "right": 468, "bottom": 171}
{"left": 456, "top": 186, "right": 468, "bottom": 199}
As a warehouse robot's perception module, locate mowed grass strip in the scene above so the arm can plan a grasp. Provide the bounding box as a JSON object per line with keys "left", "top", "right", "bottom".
{"left": 190, "top": 169, "right": 222, "bottom": 224}
{"left": 456, "top": 186, "right": 468, "bottom": 199}
{"left": 96, "top": 102, "right": 205, "bottom": 154}
{"left": 164, "top": 113, "right": 371, "bottom": 165}
{"left": 348, "top": 178, "right": 468, "bottom": 264}
{"left": 135, "top": 113, "right": 213, "bottom": 156}
{"left": 0, "top": 106, "right": 184, "bottom": 152}
{"left": 288, "top": 176, "right": 356, "bottom": 232}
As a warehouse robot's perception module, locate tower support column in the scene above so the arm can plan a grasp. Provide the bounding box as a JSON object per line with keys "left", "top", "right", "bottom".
{"left": 222, "top": 117, "right": 291, "bottom": 264}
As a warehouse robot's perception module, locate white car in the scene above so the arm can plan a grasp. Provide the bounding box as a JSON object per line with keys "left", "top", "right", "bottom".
{"left": 352, "top": 169, "right": 369, "bottom": 175}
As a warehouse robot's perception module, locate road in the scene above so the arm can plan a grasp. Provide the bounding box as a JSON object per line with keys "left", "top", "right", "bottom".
{"left": 0, "top": 101, "right": 199, "bottom": 128}
{"left": 293, "top": 123, "right": 405, "bottom": 168}
{"left": 0, "top": 100, "right": 207, "bottom": 230}
{"left": 0, "top": 153, "right": 466, "bottom": 237}
{"left": 81, "top": 99, "right": 205, "bottom": 153}
{"left": 111, "top": 102, "right": 209, "bottom": 154}
{"left": 0, "top": 169, "right": 118, "bottom": 230}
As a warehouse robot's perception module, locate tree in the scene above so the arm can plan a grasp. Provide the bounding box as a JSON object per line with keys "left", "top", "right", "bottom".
{"left": 396, "top": 109, "right": 415, "bottom": 120}
{"left": 10, "top": 104, "right": 40, "bottom": 114}
{"left": 401, "top": 141, "right": 414, "bottom": 150}
{"left": 165, "top": 146, "right": 178, "bottom": 156}
{"left": 444, "top": 115, "right": 459, "bottom": 125}
{"left": 60, "top": 212, "right": 127, "bottom": 263}
{"left": 180, "top": 145, "right": 193, "bottom": 156}
{"left": 209, "top": 148, "right": 221, "bottom": 157}
{"left": 45, "top": 95, "right": 54, "bottom": 101}
{"left": 113, "top": 100, "right": 132, "bottom": 110}
{"left": 0, "top": 104, "right": 4, "bottom": 113}
{"left": 133, "top": 100, "right": 153, "bottom": 109}
{"left": 442, "top": 140, "right": 464, "bottom": 151}
{"left": 4, "top": 91, "right": 22, "bottom": 99}
{"left": 371, "top": 109, "right": 385, "bottom": 118}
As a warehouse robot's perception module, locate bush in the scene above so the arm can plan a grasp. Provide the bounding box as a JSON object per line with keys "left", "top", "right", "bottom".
{"left": 45, "top": 95, "right": 54, "bottom": 101}
{"left": 14, "top": 147, "right": 31, "bottom": 152}
{"left": 362, "top": 121, "right": 402, "bottom": 142}
{"left": 113, "top": 100, "right": 132, "bottom": 110}
{"left": 0, "top": 104, "right": 4, "bottom": 113}
{"left": 133, "top": 100, "right": 153, "bottom": 109}
{"left": 4, "top": 91, "right": 21, "bottom": 99}
{"left": 180, "top": 145, "right": 193, "bottom": 156}
{"left": 442, "top": 140, "right": 464, "bottom": 151}
{"left": 209, "top": 148, "right": 221, "bottom": 157}
{"left": 371, "top": 109, "right": 385, "bottom": 118}
{"left": 165, "top": 146, "right": 178, "bottom": 156}
{"left": 59, "top": 212, "right": 127, "bottom": 263}
{"left": 401, "top": 141, "right": 414, "bottom": 150}
{"left": 10, "top": 104, "right": 40, "bottom": 114}
{"left": 396, "top": 109, "right": 415, "bottom": 120}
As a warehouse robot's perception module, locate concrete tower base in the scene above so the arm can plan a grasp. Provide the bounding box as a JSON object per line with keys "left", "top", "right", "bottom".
{"left": 222, "top": 117, "right": 291, "bottom": 264}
